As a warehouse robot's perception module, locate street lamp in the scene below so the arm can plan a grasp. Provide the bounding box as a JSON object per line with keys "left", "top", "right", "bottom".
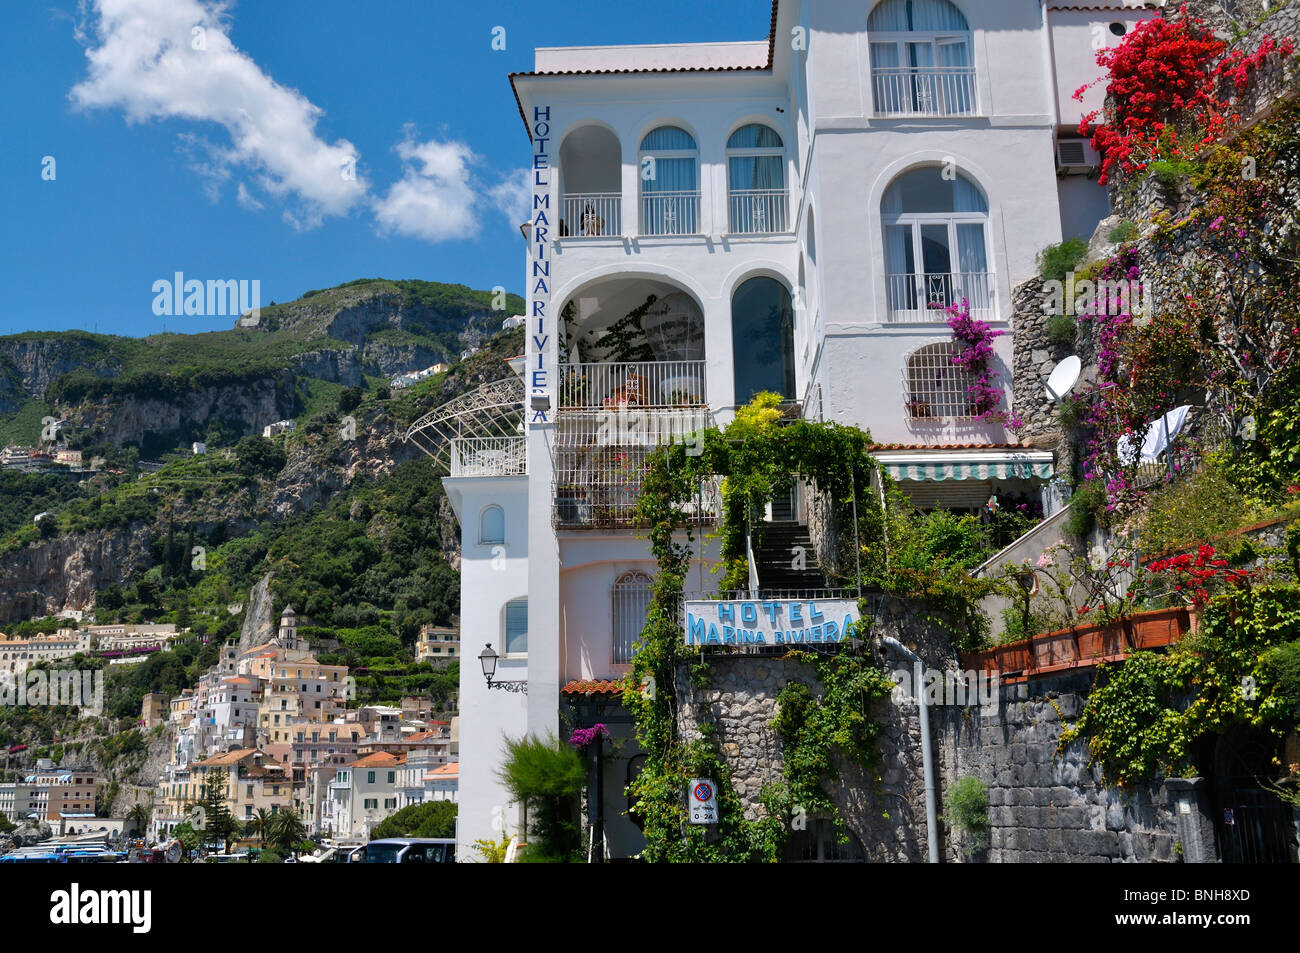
{"left": 478, "top": 643, "right": 527, "bottom": 693}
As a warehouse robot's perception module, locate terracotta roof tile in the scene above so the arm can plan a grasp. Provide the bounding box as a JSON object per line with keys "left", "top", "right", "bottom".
{"left": 561, "top": 679, "right": 626, "bottom": 696}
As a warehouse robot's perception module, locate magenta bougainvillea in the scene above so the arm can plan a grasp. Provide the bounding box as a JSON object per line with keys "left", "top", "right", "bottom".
{"left": 569, "top": 723, "right": 611, "bottom": 749}
{"left": 944, "top": 298, "right": 1022, "bottom": 428}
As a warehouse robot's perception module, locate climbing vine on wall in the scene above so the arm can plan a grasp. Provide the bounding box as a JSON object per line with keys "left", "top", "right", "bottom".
{"left": 621, "top": 394, "right": 890, "bottom": 861}
{"left": 1058, "top": 585, "right": 1300, "bottom": 787}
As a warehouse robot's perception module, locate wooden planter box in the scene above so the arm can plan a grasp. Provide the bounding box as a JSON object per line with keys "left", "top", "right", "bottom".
{"left": 960, "top": 606, "right": 1196, "bottom": 679}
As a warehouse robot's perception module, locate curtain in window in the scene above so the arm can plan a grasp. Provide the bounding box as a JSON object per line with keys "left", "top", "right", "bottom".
{"left": 728, "top": 154, "right": 783, "bottom": 191}
{"left": 870, "top": 41, "right": 903, "bottom": 112}
{"left": 480, "top": 506, "right": 504, "bottom": 544}
{"left": 885, "top": 224, "right": 916, "bottom": 310}
{"left": 726, "top": 124, "right": 782, "bottom": 149}
{"left": 641, "top": 126, "right": 696, "bottom": 151}
{"left": 504, "top": 600, "right": 528, "bottom": 654}
{"left": 953, "top": 175, "right": 987, "bottom": 212}
{"left": 956, "top": 223, "right": 989, "bottom": 307}
{"left": 868, "top": 0, "right": 969, "bottom": 32}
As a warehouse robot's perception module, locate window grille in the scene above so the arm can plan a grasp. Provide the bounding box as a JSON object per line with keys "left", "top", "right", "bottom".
{"left": 905, "top": 342, "right": 977, "bottom": 419}
{"left": 612, "top": 572, "right": 652, "bottom": 664}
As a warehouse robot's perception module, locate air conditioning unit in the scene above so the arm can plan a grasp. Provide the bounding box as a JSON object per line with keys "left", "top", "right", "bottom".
{"left": 1056, "top": 138, "right": 1101, "bottom": 175}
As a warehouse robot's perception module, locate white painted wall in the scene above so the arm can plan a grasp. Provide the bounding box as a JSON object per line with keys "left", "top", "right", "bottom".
{"left": 443, "top": 475, "right": 529, "bottom": 858}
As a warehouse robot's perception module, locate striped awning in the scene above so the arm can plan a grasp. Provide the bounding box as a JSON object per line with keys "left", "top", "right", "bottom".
{"left": 875, "top": 450, "right": 1054, "bottom": 483}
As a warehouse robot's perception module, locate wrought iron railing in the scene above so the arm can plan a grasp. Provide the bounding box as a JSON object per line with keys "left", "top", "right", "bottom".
{"left": 871, "top": 66, "right": 978, "bottom": 117}
{"left": 885, "top": 271, "right": 995, "bottom": 323}
{"left": 728, "top": 188, "right": 789, "bottom": 234}
{"left": 450, "top": 437, "right": 526, "bottom": 477}
{"left": 640, "top": 190, "right": 700, "bottom": 236}
{"left": 559, "top": 361, "right": 707, "bottom": 410}
{"left": 561, "top": 192, "right": 620, "bottom": 237}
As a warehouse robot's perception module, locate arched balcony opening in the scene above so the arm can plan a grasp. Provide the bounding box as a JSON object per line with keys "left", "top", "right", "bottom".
{"left": 881, "top": 165, "right": 993, "bottom": 322}
{"left": 554, "top": 276, "right": 714, "bottom": 528}
{"left": 726, "top": 124, "right": 788, "bottom": 234}
{"left": 559, "top": 124, "right": 622, "bottom": 238}
{"left": 639, "top": 126, "right": 700, "bottom": 236}
{"left": 732, "top": 275, "right": 795, "bottom": 405}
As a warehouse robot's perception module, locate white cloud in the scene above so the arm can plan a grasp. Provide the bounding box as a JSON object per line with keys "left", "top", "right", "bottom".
{"left": 372, "top": 129, "right": 480, "bottom": 242}
{"left": 236, "top": 182, "right": 263, "bottom": 211}
{"left": 488, "top": 168, "right": 533, "bottom": 227}
{"left": 70, "top": 0, "right": 366, "bottom": 228}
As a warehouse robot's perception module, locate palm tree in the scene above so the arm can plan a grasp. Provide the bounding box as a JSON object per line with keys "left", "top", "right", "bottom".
{"left": 270, "top": 808, "right": 307, "bottom": 857}
{"left": 126, "top": 801, "right": 152, "bottom": 838}
{"left": 244, "top": 808, "right": 274, "bottom": 849}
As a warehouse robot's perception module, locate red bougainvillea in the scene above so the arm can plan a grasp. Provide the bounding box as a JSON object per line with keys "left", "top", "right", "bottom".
{"left": 1075, "top": 6, "right": 1292, "bottom": 184}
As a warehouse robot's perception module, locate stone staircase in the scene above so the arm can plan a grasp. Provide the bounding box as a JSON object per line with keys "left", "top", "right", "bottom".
{"left": 753, "top": 521, "right": 827, "bottom": 593}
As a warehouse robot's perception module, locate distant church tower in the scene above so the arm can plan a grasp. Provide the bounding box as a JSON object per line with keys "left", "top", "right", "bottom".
{"left": 276, "top": 605, "right": 303, "bottom": 651}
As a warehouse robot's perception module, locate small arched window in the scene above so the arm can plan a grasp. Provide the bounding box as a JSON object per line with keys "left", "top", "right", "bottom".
{"left": 726, "top": 124, "right": 786, "bottom": 233}
{"left": 868, "top": 0, "right": 975, "bottom": 116}
{"left": 612, "top": 571, "right": 652, "bottom": 664}
{"left": 504, "top": 598, "right": 528, "bottom": 655}
{"left": 479, "top": 505, "right": 505, "bottom": 545}
{"left": 639, "top": 126, "right": 699, "bottom": 235}
{"left": 905, "top": 341, "right": 978, "bottom": 419}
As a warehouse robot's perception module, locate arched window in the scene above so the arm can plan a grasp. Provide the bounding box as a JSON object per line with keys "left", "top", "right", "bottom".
{"left": 882, "top": 166, "right": 991, "bottom": 322}
{"left": 479, "top": 505, "right": 505, "bottom": 545}
{"left": 639, "top": 126, "right": 699, "bottom": 235}
{"left": 905, "top": 341, "right": 977, "bottom": 419}
{"left": 868, "top": 0, "right": 975, "bottom": 116}
{"left": 612, "top": 571, "right": 652, "bottom": 664}
{"left": 559, "top": 124, "right": 621, "bottom": 237}
{"left": 726, "top": 124, "right": 786, "bottom": 233}
{"left": 732, "top": 276, "right": 796, "bottom": 404}
{"left": 503, "top": 598, "right": 528, "bottom": 655}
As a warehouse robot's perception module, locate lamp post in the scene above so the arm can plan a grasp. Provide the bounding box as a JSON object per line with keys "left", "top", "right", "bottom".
{"left": 478, "top": 644, "right": 527, "bottom": 693}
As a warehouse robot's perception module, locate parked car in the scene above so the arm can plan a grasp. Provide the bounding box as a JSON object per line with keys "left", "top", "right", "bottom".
{"left": 348, "top": 838, "right": 455, "bottom": 864}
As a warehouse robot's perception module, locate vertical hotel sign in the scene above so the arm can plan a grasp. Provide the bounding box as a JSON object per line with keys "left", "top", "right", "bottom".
{"left": 528, "top": 105, "right": 556, "bottom": 426}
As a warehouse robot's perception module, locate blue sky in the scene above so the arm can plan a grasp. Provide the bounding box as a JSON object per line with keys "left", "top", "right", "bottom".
{"left": 1, "top": 0, "right": 772, "bottom": 337}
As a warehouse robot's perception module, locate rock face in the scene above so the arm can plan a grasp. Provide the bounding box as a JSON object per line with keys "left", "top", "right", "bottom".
{"left": 71, "top": 373, "right": 295, "bottom": 450}
{"left": 0, "top": 524, "right": 152, "bottom": 622}
{"left": 0, "top": 336, "right": 121, "bottom": 413}
{"left": 240, "top": 572, "right": 277, "bottom": 648}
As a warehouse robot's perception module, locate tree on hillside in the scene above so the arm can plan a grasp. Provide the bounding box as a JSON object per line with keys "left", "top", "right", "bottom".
{"left": 234, "top": 435, "right": 287, "bottom": 477}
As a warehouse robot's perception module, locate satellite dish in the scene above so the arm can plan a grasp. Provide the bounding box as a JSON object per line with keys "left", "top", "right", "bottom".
{"left": 1045, "top": 355, "right": 1082, "bottom": 402}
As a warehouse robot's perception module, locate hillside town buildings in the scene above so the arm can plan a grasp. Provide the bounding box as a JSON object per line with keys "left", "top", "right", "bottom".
{"left": 148, "top": 606, "right": 458, "bottom": 842}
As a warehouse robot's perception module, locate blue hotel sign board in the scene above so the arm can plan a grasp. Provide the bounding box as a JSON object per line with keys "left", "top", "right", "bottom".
{"left": 684, "top": 599, "right": 859, "bottom": 646}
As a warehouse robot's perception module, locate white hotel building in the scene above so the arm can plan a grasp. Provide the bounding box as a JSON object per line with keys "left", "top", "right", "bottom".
{"left": 442, "top": 0, "right": 1158, "bottom": 858}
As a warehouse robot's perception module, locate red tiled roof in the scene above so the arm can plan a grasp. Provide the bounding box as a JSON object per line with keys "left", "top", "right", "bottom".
{"left": 509, "top": 0, "right": 779, "bottom": 139}
{"left": 561, "top": 679, "right": 626, "bottom": 696}
{"left": 346, "top": 751, "right": 404, "bottom": 768}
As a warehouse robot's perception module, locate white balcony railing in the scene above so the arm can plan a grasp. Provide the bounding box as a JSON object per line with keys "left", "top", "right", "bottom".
{"left": 885, "top": 271, "right": 996, "bottom": 323}
{"left": 728, "top": 188, "right": 789, "bottom": 234}
{"left": 554, "top": 458, "right": 722, "bottom": 528}
{"left": 559, "top": 361, "right": 707, "bottom": 410}
{"left": 871, "top": 67, "right": 978, "bottom": 117}
{"left": 640, "top": 191, "right": 700, "bottom": 236}
{"left": 450, "top": 437, "right": 527, "bottom": 477}
{"left": 561, "top": 193, "right": 620, "bottom": 237}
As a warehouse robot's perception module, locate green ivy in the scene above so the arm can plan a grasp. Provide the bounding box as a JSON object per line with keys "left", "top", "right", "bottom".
{"left": 622, "top": 395, "right": 888, "bottom": 861}
{"left": 1059, "top": 585, "right": 1300, "bottom": 787}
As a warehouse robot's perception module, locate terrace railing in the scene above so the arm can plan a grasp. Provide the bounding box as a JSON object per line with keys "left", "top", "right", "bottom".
{"left": 728, "top": 188, "right": 789, "bottom": 234}
{"left": 885, "top": 271, "right": 995, "bottom": 323}
{"left": 561, "top": 193, "right": 621, "bottom": 238}
{"left": 450, "top": 436, "right": 527, "bottom": 477}
{"left": 871, "top": 66, "right": 978, "bottom": 117}
{"left": 641, "top": 191, "right": 700, "bottom": 236}
{"left": 559, "top": 361, "right": 707, "bottom": 411}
